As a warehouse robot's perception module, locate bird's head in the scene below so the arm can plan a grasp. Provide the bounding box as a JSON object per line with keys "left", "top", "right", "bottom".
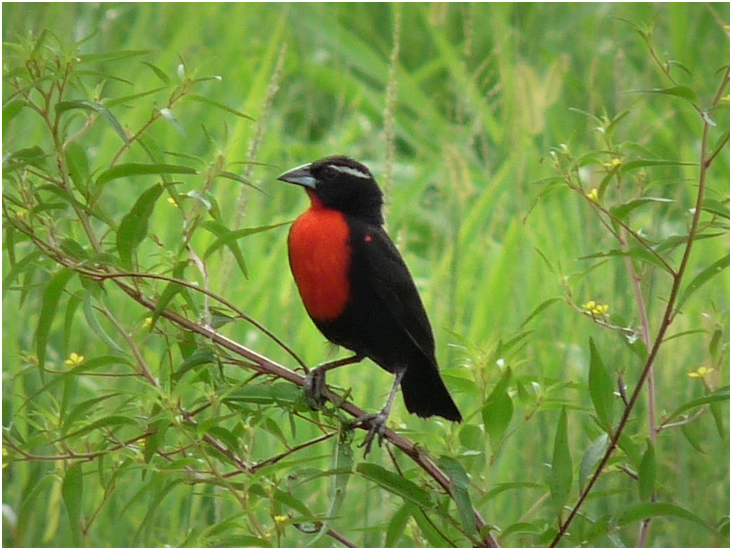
{"left": 277, "top": 156, "right": 384, "bottom": 225}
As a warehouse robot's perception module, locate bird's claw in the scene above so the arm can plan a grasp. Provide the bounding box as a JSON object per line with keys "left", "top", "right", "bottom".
{"left": 351, "top": 411, "right": 388, "bottom": 456}
{"left": 304, "top": 368, "right": 326, "bottom": 410}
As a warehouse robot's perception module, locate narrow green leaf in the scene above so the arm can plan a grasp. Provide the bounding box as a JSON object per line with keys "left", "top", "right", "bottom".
{"left": 411, "top": 507, "right": 451, "bottom": 547}
{"left": 580, "top": 246, "right": 674, "bottom": 275}
{"left": 618, "top": 502, "right": 716, "bottom": 533}
{"left": 651, "top": 85, "right": 699, "bottom": 104}
{"left": 619, "top": 158, "right": 696, "bottom": 173}
{"left": 676, "top": 254, "right": 730, "bottom": 313}
{"left": 36, "top": 269, "right": 76, "bottom": 370}
{"left": 141, "top": 61, "right": 171, "bottom": 85}
{"left": 579, "top": 433, "right": 609, "bottom": 492}
{"left": 664, "top": 386, "right": 730, "bottom": 423}
{"left": 62, "top": 463, "right": 84, "bottom": 546}
{"left": 701, "top": 197, "right": 730, "bottom": 219}
{"left": 309, "top": 428, "right": 354, "bottom": 546}
{"left": 116, "top": 183, "right": 164, "bottom": 268}
{"left": 150, "top": 262, "right": 187, "bottom": 329}
{"left": 183, "top": 94, "right": 254, "bottom": 120}
{"left": 65, "top": 142, "right": 90, "bottom": 193}
{"left": 56, "top": 99, "right": 128, "bottom": 143}
{"left": 82, "top": 292, "right": 123, "bottom": 353}
{"left": 638, "top": 439, "right": 656, "bottom": 501}
{"left": 96, "top": 163, "right": 197, "bottom": 186}
{"left": 356, "top": 463, "right": 433, "bottom": 509}
{"left": 482, "top": 367, "right": 513, "bottom": 447}
{"left": 386, "top": 503, "right": 413, "bottom": 547}
{"left": 3, "top": 99, "right": 25, "bottom": 134}
{"left": 439, "top": 456, "right": 477, "bottom": 536}
{"left": 77, "top": 49, "right": 155, "bottom": 64}
{"left": 549, "top": 407, "right": 572, "bottom": 515}
{"left": 174, "top": 349, "right": 217, "bottom": 381}
{"left": 610, "top": 196, "right": 675, "bottom": 221}
{"left": 104, "top": 86, "right": 168, "bottom": 108}
{"left": 521, "top": 297, "right": 562, "bottom": 328}
{"left": 588, "top": 338, "right": 615, "bottom": 430}
{"left": 202, "top": 221, "right": 289, "bottom": 278}
{"left": 62, "top": 415, "right": 139, "bottom": 440}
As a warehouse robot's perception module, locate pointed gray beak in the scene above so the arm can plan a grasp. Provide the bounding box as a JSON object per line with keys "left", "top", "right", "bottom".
{"left": 277, "top": 163, "right": 316, "bottom": 189}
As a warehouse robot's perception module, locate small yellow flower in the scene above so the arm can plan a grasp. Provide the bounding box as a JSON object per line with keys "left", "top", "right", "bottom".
{"left": 274, "top": 515, "right": 289, "bottom": 524}
{"left": 582, "top": 300, "right": 609, "bottom": 316}
{"left": 603, "top": 157, "right": 622, "bottom": 170}
{"left": 142, "top": 317, "right": 153, "bottom": 329}
{"left": 167, "top": 197, "right": 178, "bottom": 207}
{"left": 586, "top": 188, "right": 599, "bottom": 202}
{"left": 65, "top": 352, "right": 85, "bottom": 367}
{"left": 688, "top": 366, "right": 714, "bottom": 379}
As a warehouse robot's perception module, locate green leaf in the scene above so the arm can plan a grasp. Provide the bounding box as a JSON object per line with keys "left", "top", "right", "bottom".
{"left": 56, "top": 99, "right": 128, "bottom": 143}
{"left": 77, "top": 49, "right": 155, "bottom": 64}
{"left": 626, "top": 86, "right": 699, "bottom": 105}
{"left": 579, "top": 433, "right": 609, "bottom": 492}
{"left": 309, "top": 428, "right": 354, "bottom": 546}
{"left": 62, "top": 463, "right": 84, "bottom": 546}
{"left": 183, "top": 94, "right": 254, "bottom": 120}
{"left": 549, "top": 407, "right": 572, "bottom": 515}
{"left": 701, "top": 197, "right": 730, "bottom": 219}
{"left": 588, "top": 338, "right": 615, "bottom": 430}
{"left": 618, "top": 158, "right": 696, "bottom": 173}
{"left": 386, "top": 503, "right": 413, "bottom": 547}
{"left": 618, "top": 502, "right": 716, "bottom": 533}
{"left": 482, "top": 367, "right": 513, "bottom": 447}
{"left": 664, "top": 386, "right": 730, "bottom": 423}
{"left": 676, "top": 254, "right": 730, "bottom": 313}
{"left": 141, "top": 61, "right": 171, "bottom": 85}
{"left": 439, "top": 456, "right": 477, "bottom": 536}
{"left": 150, "top": 262, "right": 188, "bottom": 329}
{"left": 116, "top": 183, "right": 164, "bottom": 268}
{"left": 521, "top": 297, "right": 562, "bottom": 328}
{"left": 638, "top": 439, "right": 656, "bottom": 501}
{"left": 36, "top": 269, "right": 76, "bottom": 371}
{"left": 610, "top": 196, "right": 675, "bottom": 221}
{"left": 96, "top": 163, "right": 197, "bottom": 186}
{"left": 580, "top": 246, "right": 674, "bottom": 275}
{"left": 65, "top": 142, "right": 90, "bottom": 193}
{"left": 356, "top": 463, "right": 433, "bottom": 509}
{"left": 82, "top": 291, "right": 123, "bottom": 353}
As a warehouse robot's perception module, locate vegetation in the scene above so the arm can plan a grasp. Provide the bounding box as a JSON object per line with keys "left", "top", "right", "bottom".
{"left": 3, "top": 4, "right": 729, "bottom": 547}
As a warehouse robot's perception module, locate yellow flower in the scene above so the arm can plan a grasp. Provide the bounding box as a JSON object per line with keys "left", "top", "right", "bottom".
{"left": 586, "top": 188, "right": 599, "bottom": 202}
{"left": 688, "top": 366, "right": 714, "bottom": 379}
{"left": 603, "top": 157, "right": 622, "bottom": 169}
{"left": 167, "top": 197, "right": 178, "bottom": 207}
{"left": 65, "top": 352, "right": 85, "bottom": 367}
{"left": 142, "top": 317, "right": 153, "bottom": 329}
{"left": 582, "top": 300, "right": 609, "bottom": 316}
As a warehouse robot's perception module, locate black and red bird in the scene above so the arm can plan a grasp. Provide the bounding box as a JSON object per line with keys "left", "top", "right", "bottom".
{"left": 278, "top": 156, "right": 462, "bottom": 452}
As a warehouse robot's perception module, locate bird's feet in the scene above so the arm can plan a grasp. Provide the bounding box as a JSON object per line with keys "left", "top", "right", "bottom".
{"left": 351, "top": 410, "right": 388, "bottom": 457}
{"left": 303, "top": 368, "right": 326, "bottom": 410}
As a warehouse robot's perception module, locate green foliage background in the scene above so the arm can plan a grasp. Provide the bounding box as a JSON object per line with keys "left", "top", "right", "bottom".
{"left": 2, "top": 3, "right": 729, "bottom": 548}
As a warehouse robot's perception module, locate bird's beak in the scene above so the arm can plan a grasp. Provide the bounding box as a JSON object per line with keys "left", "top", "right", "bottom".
{"left": 277, "top": 163, "right": 316, "bottom": 189}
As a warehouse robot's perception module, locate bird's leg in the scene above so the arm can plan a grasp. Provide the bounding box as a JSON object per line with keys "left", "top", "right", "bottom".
{"left": 304, "top": 354, "right": 364, "bottom": 410}
{"left": 352, "top": 369, "right": 405, "bottom": 456}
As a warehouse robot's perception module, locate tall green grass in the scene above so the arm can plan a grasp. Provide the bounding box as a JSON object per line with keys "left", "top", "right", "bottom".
{"left": 3, "top": 3, "right": 729, "bottom": 547}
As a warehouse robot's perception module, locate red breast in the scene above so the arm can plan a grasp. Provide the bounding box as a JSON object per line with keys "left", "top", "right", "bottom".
{"left": 288, "top": 192, "right": 351, "bottom": 321}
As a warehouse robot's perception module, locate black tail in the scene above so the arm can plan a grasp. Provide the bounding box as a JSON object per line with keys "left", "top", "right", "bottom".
{"left": 400, "top": 362, "right": 462, "bottom": 422}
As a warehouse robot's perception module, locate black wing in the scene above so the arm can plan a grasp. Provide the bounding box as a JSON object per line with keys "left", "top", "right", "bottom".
{"left": 348, "top": 220, "right": 437, "bottom": 365}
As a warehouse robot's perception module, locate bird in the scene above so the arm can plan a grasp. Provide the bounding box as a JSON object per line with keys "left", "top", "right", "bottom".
{"left": 277, "top": 155, "right": 462, "bottom": 453}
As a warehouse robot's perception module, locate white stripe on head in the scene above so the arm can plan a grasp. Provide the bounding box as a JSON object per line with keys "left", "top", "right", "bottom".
{"left": 329, "top": 164, "right": 371, "bottom": 179}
